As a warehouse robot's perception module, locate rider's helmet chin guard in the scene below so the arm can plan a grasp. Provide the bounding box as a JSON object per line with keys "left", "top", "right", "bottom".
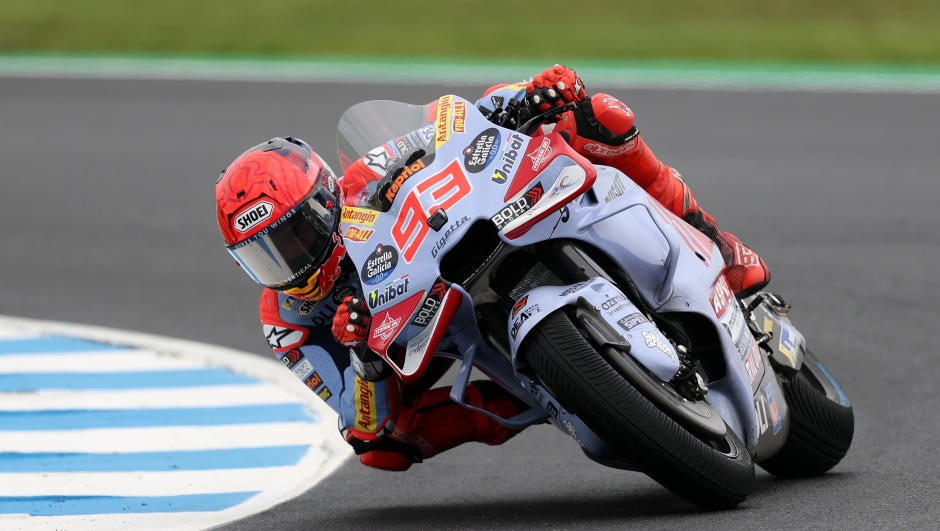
{"left": 216, "top": 137, "right": 346, "bottom": 301}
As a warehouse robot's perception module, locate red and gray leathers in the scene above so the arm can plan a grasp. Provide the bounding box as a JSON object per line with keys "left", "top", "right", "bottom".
{"left": 262, "top": 65, "right": 770, "bottom": 473}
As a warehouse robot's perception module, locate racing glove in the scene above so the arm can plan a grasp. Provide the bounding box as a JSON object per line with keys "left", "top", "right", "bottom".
{"left": 332, "top": 296, "right": 371, "bottom": 348}
{"left": 526, "top": 64, "right": 587, "bottom": 113}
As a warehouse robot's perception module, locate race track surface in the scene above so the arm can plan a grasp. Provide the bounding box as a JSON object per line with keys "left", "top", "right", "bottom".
{"left": 1, "top": 77, "right": 938, "bottom": 530}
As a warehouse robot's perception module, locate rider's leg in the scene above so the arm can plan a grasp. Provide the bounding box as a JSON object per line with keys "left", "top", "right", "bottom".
{"left": 554, "top": 93, "right": 771, "bottom": 297}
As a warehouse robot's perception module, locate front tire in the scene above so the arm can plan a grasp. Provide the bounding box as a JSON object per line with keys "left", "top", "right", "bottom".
{"left": 759, "top": 350, "right": 854, "bottom": 477}
{"left": 520, "top": 310, "right": 755, "bottom": 509}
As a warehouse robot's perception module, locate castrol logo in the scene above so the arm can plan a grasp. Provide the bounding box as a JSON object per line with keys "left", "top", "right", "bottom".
{"left": 234, "top": 201, "right": 273, "bottom": 233}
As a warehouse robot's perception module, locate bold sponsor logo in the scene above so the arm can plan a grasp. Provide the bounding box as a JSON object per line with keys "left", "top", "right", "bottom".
{"left": 601, "top": 294, "right": 627, "bottom": 311}
{"left": 558, "top": 281, "right": 589, "bottom": 297}
{"left": 392, "top": 159, "right": 472, "bottom": 262}
{"left": 546, "top": 401, "right": 559, "bottom": 419}
{"left": 368, "top": 276, "right": 411, "bottom": 310}
{"left": 452, "top": 100, "right": 466, "bottom": 133}
{"left": 291, "top": 358, "right": 314, "bottom": 380}
{"left": 297, "top": 299, "right": 319, "bottom": 317}
{"left": 491, "top": 133, "right": 525, "bottom": 184}
{"left": 463, "top": 128, "right": 501, "bottom": 174}
{"left": 304, "top": 371, "right": 323, "bottom": 391}
{"left": 490, "top": 183, "right": 543, "bottom": 230}
{"left": 317, "top": 386, "right": 332, "bottom": 401}
{"left": 765, "top": 382, "right": 782, "bottom": 434}
{"left": 510, "top": 305, "right": 540, "bottom": 340}
{"left": 511, "top": 296, "right": 528, "bottom": 318}
{"left": 343, "top": 225, "right": 374, "bottom": 243}
{"left": 430, "top": 215, "right": 470, "bottom": 258}
{"left": 617, "top": 312, "right": 646, "bottom": 332}
{"left": 341, "top": 206, "right": 378, "bottom": 226}
{"left": 372, "top": 312, "right": 402, "bottom": 341}
{"left": 384, "top": 157, "right": 427, "bottom": 204}
{"left": 361, "top": 244, "right": 399, "bottom": 285}
{"left": 279, "top": 348, "right": 302, "bottom": 369}
{"left": 709, "top": 276, "right": 734, "bottom": 319}
{"left": 527, "top": 137, "right": 553, "bottom": 171}
{"left": 263, "top": 324, "right": 303, "bottom": 349}
{"left": 604, "top": 175, "right": 626, "bottom": 203}
{"left": 583, "top": 140, "right": 635, "bottom": 158}
{"left": 641, "top": 330, "right": 677, "bottom": 361}
{"left": 435, "top": 95, "right": 453, "bottom": 148}
{"left": 233, "top": 201, "right": 273, "bottom": 233}
{"left": 411, "top": 282, "right": 447, "bottom": 327}
{"left": 354, "top": 377, "right": 377, "bottom": 431}
{"left": 331, "top": 285, "right": 356, "bottom": 305}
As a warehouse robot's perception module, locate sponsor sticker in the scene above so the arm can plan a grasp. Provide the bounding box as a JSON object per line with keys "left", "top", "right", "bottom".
{"left": 511, "top": 304, "right": 540, "bottom": 340}
{"left": 511, "top": 296, "right": 528, "bottom": 319}
{"left": 304, "top": 371, "right": 323, "bottom": 391}
{"left": 291, "top": 358, "right": 314, "bottom": 380}
{"left": 411, "top": 282, "right": 447, "bottom": 327}
{"left": 491, "top": 133, "right": 525, "bottom": 184}
{"left": 368, "top": 275, "right": 411, "bottom": 310}
{"left": 710, "top": 276, "right": 734, "bottom": 319}
{"left": 435, "top": 95, "right": 453, "bottom": 148}
{"left": 604, "top": 175, "right": 626, "bottom": 203}
{"left": 546, "top": 401, "right": 559, "bottom": 419}
{"left": 452, "top": 100, "right": 466, "bottom": 133}
{"left": 778, "top": 325, "right": 797, "bottom": 365}
{"left": 491, "top": 95, "right": 504, "bottom": 108}
{"left": 617, "top": 312, "right": 646, "bottom": 332}
{"left": 317, "top": 386, "right": 333, "bottom": 401}
{"left": 527, "top": 137, "right": 553, "bottom": 171}
{"left": 765, "top": 382, "right": 782, "bottom": 434}
{"left": 233, "top": 201, "right": 273, "bottom": 233}
{"left": 763, "top": 316, "right": 774, "bottom": 334}
{"left": 279, "top": 348, "right": 302, "bottom": 369}
{"left": 331, "top": 285, "right": 357, "bottom": 305}
{"left": 341, "top": 206, "right": 379, "bottom": 227}
{"left": 297, "top": 299, "right": 319, "bottom": 317}
{"left": 742, "top": 340, "right": 763, "bottom": 387}
{"left": 383, "top": 157, "right": 428, "bottom": 204}
{"left": 430, "top": 215, "right": 470, "bottom": 258}
{"left": 280, "top": 298, "right": 296, "bottom": 311}
{"left": 344, "top": 225, "right": 374, "bottom": 243}
{"left": 361, "top": 244, "right": 399, "bottom": 286}
{"left": 548, "top": 173, "right": 580, "bottom": 199}
{"left": 463, "top": 128, "right": 501, "bottom": 174}
{"left": 372, "top": 312, "right": 402, "bottom": 340}
{"left": 354, "top": 377, "right": 377, "bottom": 432}
{"left": 583, "top": 140, "right": 635, "bottom": 158}
{"left": 490, "top": 183, "right": 543, "bottom": 230}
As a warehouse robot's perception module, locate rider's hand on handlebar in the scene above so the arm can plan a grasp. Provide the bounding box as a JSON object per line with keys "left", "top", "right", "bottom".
{"left": 526, "top": 65, "right": 586, "bottom": 114}
{"left": 332, "top": 296, "right": 371, "bottom": 347}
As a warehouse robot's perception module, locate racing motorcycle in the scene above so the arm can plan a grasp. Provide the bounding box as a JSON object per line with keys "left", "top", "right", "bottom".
{"left": 335, "top": 94, "right": 854, "bottom": 508}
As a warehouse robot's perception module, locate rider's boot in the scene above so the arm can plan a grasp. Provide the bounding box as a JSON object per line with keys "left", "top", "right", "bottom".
{"left": 554, "top": 93, "right": 771, "bottom": 297}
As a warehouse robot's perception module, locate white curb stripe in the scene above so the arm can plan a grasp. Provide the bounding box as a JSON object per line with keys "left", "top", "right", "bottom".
{"left": 0, "top": 349, "right": 205, "bottom": 373}
{"left": 0, "top": 315, "right": 353, "bottom": 530}
{"left": 0, "top": 384, "right": 298, "bottom": 411}
{"left": 0, "top": 422, "right": 328, "bottom": 453}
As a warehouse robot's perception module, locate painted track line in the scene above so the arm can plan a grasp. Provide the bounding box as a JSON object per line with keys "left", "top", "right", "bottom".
{"left": 0, "top": 315, "right": 353, "bottom": 531}
{"left": 2, "top": 54, "right": 940, "bottom": 93}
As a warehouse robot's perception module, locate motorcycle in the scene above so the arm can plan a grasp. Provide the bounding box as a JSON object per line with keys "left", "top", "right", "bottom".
{"left": 334, "top": 94, "right": 854, "bottom": 508}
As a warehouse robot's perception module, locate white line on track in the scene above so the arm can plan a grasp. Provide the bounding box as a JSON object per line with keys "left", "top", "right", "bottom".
{"left": 0, "top": 349, "right": 205, "bottom": 373}
{"left": 0, "top": 384, "right": 300, "bottom": 411}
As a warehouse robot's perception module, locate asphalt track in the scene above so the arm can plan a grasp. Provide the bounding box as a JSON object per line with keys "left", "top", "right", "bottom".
{"left": 1, "top": 76, "right": 938, "bottom": 530}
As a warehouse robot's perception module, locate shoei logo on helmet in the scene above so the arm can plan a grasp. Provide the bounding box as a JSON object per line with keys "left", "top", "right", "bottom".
{"left": 234, "top": 201, "right": 274, "bottom": 233}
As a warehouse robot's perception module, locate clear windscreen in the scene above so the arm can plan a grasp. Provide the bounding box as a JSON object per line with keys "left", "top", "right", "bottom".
{"left": 336, "top": 100, "right": 435, "bottom": 171}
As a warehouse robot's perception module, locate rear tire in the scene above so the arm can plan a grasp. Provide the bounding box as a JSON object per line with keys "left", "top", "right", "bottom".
{"left": 520, "top": 310, "right": 755, "bottom": 509}
{"left": 759, "top": 350, "right": 854, "bottom": 477}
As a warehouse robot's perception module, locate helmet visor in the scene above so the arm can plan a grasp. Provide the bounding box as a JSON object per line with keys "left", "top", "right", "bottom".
{"left": 226, "top": 190, "right": 337, "bottom": 289}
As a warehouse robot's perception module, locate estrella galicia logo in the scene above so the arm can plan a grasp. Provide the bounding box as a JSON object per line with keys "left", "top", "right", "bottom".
{"left": 462, "top": 128, "right": 501, "bottom": 174}
{"left": 361, "top": 244, "right": 399, "bottom": 285}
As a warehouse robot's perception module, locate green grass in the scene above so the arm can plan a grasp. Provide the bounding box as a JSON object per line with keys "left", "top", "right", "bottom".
{"left": 2, "top": 0, "right": 939, "bottom": 65}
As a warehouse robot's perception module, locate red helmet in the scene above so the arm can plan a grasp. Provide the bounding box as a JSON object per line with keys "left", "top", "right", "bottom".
{"left": 216, "top": 137, "right": 346, "bottom": 301}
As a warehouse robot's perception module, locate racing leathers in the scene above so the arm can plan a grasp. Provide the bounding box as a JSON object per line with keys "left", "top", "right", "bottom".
{"left": 259, "top": 67, "right": 770, "bottom": 472}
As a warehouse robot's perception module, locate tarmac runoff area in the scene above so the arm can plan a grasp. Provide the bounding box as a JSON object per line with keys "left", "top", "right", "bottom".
{"left": 0, "top": 316, "right": 352, "bottom": 531}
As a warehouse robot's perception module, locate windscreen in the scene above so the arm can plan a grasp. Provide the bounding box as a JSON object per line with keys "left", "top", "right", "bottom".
{"left": 336, "top": 100, "right": 435, "bottom": 170}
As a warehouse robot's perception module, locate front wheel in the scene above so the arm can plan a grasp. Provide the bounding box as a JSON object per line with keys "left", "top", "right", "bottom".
{"left": 759, "top": 349, "right": 854, "bottom": 477}
{"left": 520, "top": 310, "right": 755, "bottom": 509}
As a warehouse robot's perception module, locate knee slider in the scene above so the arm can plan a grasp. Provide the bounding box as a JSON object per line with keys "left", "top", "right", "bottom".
{"left": 359, "top": 450, "right": 413, "bottom": 471}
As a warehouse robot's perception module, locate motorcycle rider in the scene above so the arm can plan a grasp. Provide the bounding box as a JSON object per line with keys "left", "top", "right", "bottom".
{"left": 214, "top": 65, "right": 770, "bottom": 472}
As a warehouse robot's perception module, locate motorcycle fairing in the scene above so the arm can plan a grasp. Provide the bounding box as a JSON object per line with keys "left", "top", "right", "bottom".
{"left": 508, "top": 278, "right": 681, "bottom": 382}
